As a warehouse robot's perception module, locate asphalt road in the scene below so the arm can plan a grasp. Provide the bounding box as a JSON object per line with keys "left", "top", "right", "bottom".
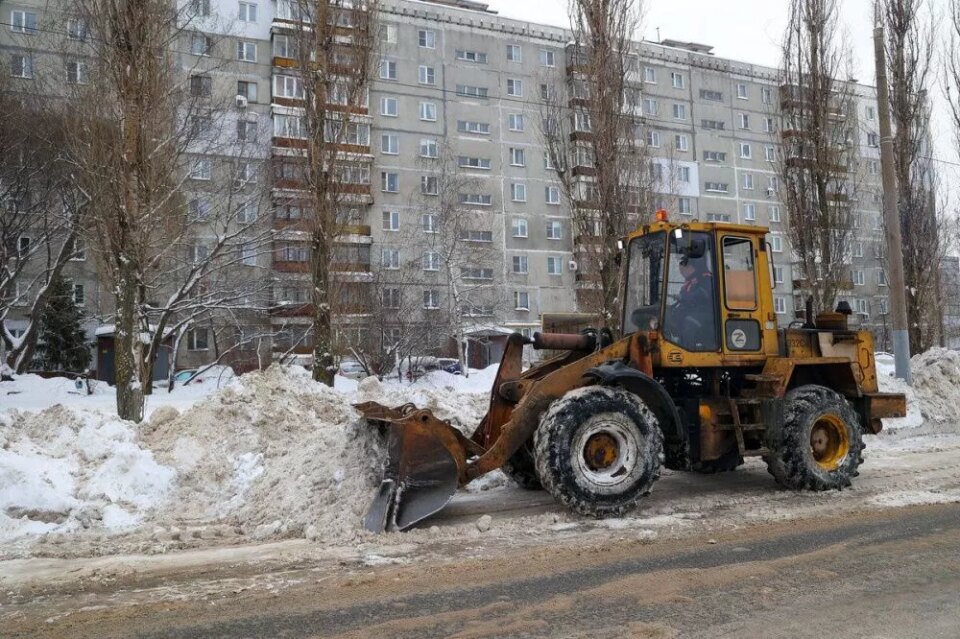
{"left": 9, "top": 502, "right": 960, "bottom": 639}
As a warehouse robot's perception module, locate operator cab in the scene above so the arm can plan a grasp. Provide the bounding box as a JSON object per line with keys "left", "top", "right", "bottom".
{"left": 623, "top": 228, "right": 720, "bottom": 351}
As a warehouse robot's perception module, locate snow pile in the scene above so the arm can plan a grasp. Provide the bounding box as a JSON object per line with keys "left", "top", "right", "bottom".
{"left": 0, "top": 406, "right": 175, "bottom": 543}
{"left": 0, "top": 363, "right": 495, "bottom": 550}
{"left": 142, "top": 365, "right": 388, "bottom": 543}
{"left": 877, "top": 347, "right": 960, "bottom": 431}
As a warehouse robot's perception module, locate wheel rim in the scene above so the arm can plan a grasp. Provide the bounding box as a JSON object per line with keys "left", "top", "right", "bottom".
{"left": 810, "top": 414, "right": 850, "bottom": 471}
{"left": 572, "top": 414, "right": 641, "bottom": 488}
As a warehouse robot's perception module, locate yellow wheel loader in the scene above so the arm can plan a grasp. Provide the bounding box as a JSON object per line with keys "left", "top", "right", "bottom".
{"left": 356, "top": 217, "right": 907, "bottom": 532}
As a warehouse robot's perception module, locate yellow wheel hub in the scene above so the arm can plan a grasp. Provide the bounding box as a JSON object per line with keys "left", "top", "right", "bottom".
{"left": 584, "top": 432, "right": 620, "bottom": 471}
{"left": 810, "top": 415, "right": 850, "bottom": 471}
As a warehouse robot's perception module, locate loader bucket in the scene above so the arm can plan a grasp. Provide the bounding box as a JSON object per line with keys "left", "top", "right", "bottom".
{"left": 354, "top": 401, "right": 474, "bottom": 533}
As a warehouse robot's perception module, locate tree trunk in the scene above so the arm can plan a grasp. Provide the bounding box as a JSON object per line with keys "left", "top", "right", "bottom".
{"left": 115, "top": 262, "right": 144, "bottom": 422}
{"left": 311, "top": 230, "right": 334, "bottom": 386}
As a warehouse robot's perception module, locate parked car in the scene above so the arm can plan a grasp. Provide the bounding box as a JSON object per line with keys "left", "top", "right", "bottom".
{"left": 437, "top": 358, "right": 462, "bottom": 375}
{"left": 174, "top": 369, "right": 198, "bottom": 384}
{"left": 337, "top": 360, "right": 368, "bottom": 380}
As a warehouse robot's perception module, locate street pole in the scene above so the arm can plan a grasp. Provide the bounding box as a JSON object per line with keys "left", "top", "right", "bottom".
{"left": 873, "top": 21, "right": 912, "bottom": 384}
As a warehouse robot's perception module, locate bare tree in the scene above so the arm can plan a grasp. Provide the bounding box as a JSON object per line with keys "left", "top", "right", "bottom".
{"left": 283, "top": 0, "right": 379, "bottom": 385}
{"left": 0, "top": 73, "right": 84, "bottom": 372}
{"left": 408, "top": 141, "right": 505, "bottom": 377}
{"left": 540, "top": 0, "right": 648, "bottom": 332}
{"left": 58, "top": 0, "right": 276, "bottom": 419}
{"left": 779, "top": 0, "right": 860, "bottom": 315}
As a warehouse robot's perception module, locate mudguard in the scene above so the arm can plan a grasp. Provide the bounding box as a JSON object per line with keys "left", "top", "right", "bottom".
{"left": 584, "top": 361, "right": 690, "bottom": 470}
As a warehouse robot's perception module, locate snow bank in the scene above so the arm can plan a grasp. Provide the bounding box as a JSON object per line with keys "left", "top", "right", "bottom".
{"left": 877, "top": 347, "right": 960, "bottom": 431}
{"left": 0, "top": 364, "right": 493, "bottom": 551}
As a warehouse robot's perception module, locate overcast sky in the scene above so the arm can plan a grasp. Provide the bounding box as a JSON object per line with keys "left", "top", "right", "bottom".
{"left": 480, "top": 0, "right": 958, "bottom": 188}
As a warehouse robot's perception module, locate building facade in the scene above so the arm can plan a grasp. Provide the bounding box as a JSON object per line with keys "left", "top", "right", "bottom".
{"left": 0, "top": 0, "right": 910, "bottom": 374}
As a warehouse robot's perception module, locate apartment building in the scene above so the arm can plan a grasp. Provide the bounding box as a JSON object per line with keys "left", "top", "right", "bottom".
{"left": 0, "top": 0, "right": 909, "bottom": 374}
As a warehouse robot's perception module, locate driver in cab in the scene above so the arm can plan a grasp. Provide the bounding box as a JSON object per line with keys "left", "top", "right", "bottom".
{"left": 671, "top": 253, "right": 714, "bottom": 348}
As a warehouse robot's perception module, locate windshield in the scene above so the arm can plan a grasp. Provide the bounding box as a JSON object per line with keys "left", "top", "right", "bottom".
{"left": 623, "top": 232, "right": 666, "bottom": 334}
{"left": 663, "top": 230, "right": 720, "bottom": 351}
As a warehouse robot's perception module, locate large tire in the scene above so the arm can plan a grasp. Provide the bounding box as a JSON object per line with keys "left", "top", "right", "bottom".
{"left": 533, "top": 386, "right": 663, "bottom": 518}
{"left": 501, "top": 441, "right": 542, "bottom": 490}
{"left": 765, "top": 385, "right": 864, "bottom": 491}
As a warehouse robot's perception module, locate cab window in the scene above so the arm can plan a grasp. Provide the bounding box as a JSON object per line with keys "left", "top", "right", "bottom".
{"left": 722, "top": 236, "right": 757, "bottom": 310}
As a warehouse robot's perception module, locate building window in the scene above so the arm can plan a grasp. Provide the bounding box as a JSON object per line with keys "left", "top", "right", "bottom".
{"left": 382, "top": 248, "right": 400, "bottom": 269}
{"left": 771, "top": 235, "right": 783, "bottom": 252}
{"left": 421, "top": 175, "right": 439, "bottom": 195}
{"left": 422, "top": 251, "right": 440, "bottom": 271}
{"left": 739, "top": 113, "right": 750, "bottom": 129}
{"left": 764, "top": 117, "right": 776, "bottom": 133}
{"left": 670, "top": 72, "right": 684, "bottom": 89}
{"left": 238, "top": 243, "right": 256, "bottom": 266}
{"left": 274, "top": 75, "right": 304, "bottom": 99}
{"left": 545, "top": 186, "right": 561, "bottom": 205}
{"left": 423, "top": 289, "right": 439, "bottom": 309}
{"left": 420, "top": 101, "right": 437, "bottom": 121}
{"left": 744, "top": 203, "right": 757, "bottom": 221}
{"left": 380, "top": 96, "right": 398, "bottom": 117}
{"left": 678, "top": 197, "right": 692, "bottom": 215}
{"left": 511, "top": 183, "right": 527, "bottom": 202}
{"left": 10, "top": 10, "right": 38, "bottom": 34}
{"left": 10, "top": 54, "right": 32, "bottom": 79}
{"left": 765, "top": 145, "right": 776, "bottom": 162}
{"left": 672, "top": 103, "right": 687, "bottom": 120}
{"left": 643, "top": 98, "right": 659, "bottom": 117}
{"left": 646, "top": 131, "right": 661, "bottom": 147}
{"left": 762, "top": 87, "right": 773, "bottom": 104}
{"left": 236, "top": 200, "right": 257, "bottom": 224}
{"left": 190, "top": 158, "right": 212, "bottom": 180}
{"left": 509, "top": 148, "right": 526, "bottom": 166}
{"left": 380, "top": 288, "right": 401, "bottom": 309}
{"left": 705, "top": 182, "right": 728, "bottom": 193}
{"left": 72, "top": 284, "right": 85, "bottom": 305}
{"left": 866, "top": 105, "right": 876, "bottom": 120}
{"left": 678, "top": 166, "right": 691, "bottom": 182}
{"left": 853, "top": 270, "right": 865, "bottom": 286}
{"left": 459, "top": 156, "right": 491, "bottom": 170}
{"left": 769, "top": 205, "right": 781, "bottom": 222}
{"left": 456, "top": 49, "right": 488, "bottom": 64}
{"left": 190, "top": 75, "right": 212, "bottom": 97}
{"left": 187, "top": 328, "right": 210, "bottom": 351}
{"left": 508, "top": 113, "right": 525, "bottom": 131}
{"left": 65, "top": 60, "right": 89, "bottom": 84}
{"left": 17, "top": 235, "right": 31, "bottom": 255}
{"left": 191, "top": 33, "right": 212, "bottom": 55}
{"left": 236, "top": 118, "right": 257, "bottom": 141}
{"left": 773, "top": 266, "right": 784, "bottom": 284}
{"left": 644, "top": 67, "right": 657, "bottom": 83}
{"left": 418, "top": 29, "right": 436, "bottom": 49}
{"left": 380, "top": 23, "right": 398, "bottom": 44}
{"left": 381, "top": 133, "right": 399, "bottom": 155}
{"left": 419, "top": 138, "right": 438, "bottom": 158}
{"left": 867, "top": 132, "right": 879, "bottom": 147}
{"left": 381, "top": 171, "right": 398, "bottom": 193}
{"left": 742, "top": 173, "right": 754, "bottom": 189}
{"left": 237, "top": 80, "right": 257, "bottom": 102}
{"left": 514, "top": 291, "right": 530, "bottom": 310}
{"left": 867, "top": 160, "right": 879, "bottom": 176}
{"left": 237, "top": 41, "right": 257, "bottom": 62}
{"left": 675, "top": 134, "right": 689, "bottom": 151}
{"left": 853, "top": 241, "right": 863, "bottom": 257}
{"left": 704, "top": 150, "right": 726, "bottom": 162}
{"left": 774, "top": 296, "right": 786, "bottom": 314}
{"left": 456, "top": 84, "right": 488, "bottom": 98}
{"left": 736, "top": 83, "right": 748, "bottom": 99}
{"left": 512, "top": 217, "right": 528, "bottom": 238}
{"left": 547, "top": 220, "right": 562, "bottom": 240}
{"left": 418, "top": 65, "right": 436, "bottom": 85}
{"left": 506, "top": 44, "right": 522, "bottom": 62}
{"left": 238, "top": 1, "right": 257, "bottom": 22}
{"left": 700, "top": 89, "right": 723, "bottom": 101}
{"left": 512, "top": 255, "right": 528, "bottom": 274}
{"left": 539, "top": 49, "right": 555, "bottom": 67}
{"left": 547, "top": 256, "right": 563, "bottom": 275}
{"left": 188, "top": 198, "right": 211, "bottom": 220}
{"left": 739, "top": 143, "right": 752, "bottom": 159}
{"left": 459, "top": 193, "right": 492, "bottom": 206}
{"left": 421, "top": 213, "right": 437, "bottom": 233}
{"left": 380, "top": 59, "right": 397, "bottom": 80}
{"left": 382, "top": 210, "right": 399, "bottom": 231}
{"left": 878, "top": 269, "right": 888, "bottom": 286}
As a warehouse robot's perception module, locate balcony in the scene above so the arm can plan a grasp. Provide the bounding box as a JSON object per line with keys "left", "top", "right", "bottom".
{"left": 269, "top": 302, "right": 314, "bottom": 318}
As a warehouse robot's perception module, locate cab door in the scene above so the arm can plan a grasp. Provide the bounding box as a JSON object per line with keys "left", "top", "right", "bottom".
{"left": 719, "top": 234, "right": 764, "bottom": 354}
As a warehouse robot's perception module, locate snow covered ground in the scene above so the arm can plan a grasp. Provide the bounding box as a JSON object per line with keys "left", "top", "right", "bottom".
{"left": 1, "top": 351, "right": 959, "bottom": 561}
